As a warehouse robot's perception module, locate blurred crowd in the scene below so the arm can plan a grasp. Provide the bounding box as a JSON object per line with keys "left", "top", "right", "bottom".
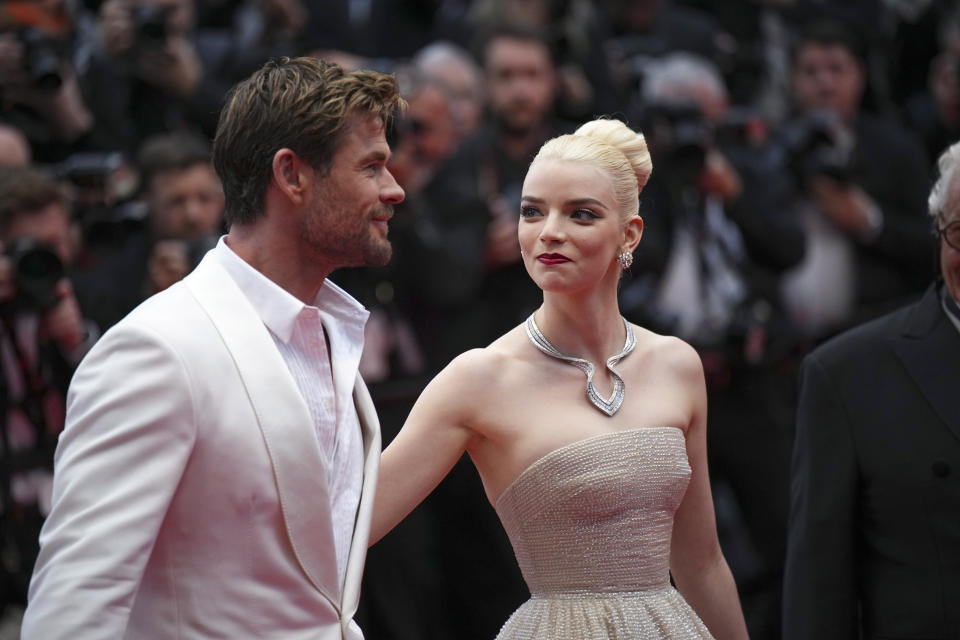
{"left": 0, "top": 0, "right": 953, "bottom": 638}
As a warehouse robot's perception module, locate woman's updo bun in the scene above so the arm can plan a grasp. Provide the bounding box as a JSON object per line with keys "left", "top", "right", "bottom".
{"left": 531, "top": 118, "right": 652, "bottom": 219}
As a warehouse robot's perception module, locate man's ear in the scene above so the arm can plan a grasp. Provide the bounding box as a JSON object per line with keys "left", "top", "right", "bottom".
{"left": 271, "top": 149, "right": 311, "bottom": 205}
{"left": 624, "top": 215, "right": 643, "bottom": 252}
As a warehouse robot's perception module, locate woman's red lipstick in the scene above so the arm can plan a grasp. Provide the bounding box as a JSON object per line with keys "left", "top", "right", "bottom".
{"left": 537, "top": 253, "right": 571, "bottom": 265}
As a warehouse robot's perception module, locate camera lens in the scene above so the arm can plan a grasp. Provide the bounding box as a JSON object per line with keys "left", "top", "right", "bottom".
{"left": 5, "top": 237, "right": 65, "bottom": 311}
{"left": 134, "top": 5, "right": 169, "bottom": 44}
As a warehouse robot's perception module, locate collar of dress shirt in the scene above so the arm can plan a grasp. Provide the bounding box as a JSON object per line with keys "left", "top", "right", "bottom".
{"left": 212, "top": 237, "right": 369, "bottom": 345}
{"left": 943, "top": 285, "right": 960, "bottom": 337}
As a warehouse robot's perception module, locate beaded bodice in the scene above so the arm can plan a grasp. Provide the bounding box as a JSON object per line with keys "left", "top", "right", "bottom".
{"left": 494, "top": 427, "right": 690, "bottom": 597}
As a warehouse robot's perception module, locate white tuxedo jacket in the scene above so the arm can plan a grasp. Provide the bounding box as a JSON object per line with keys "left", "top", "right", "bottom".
{"left": 22, "top": 254, "right": 380, "bottom": 639}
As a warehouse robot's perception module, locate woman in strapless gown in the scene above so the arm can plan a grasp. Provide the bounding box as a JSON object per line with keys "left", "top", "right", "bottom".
{"left": 371, "top": 119, "right": 749, "bottom": 640}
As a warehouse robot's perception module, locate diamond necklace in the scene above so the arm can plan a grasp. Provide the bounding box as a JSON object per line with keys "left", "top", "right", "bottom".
{"left": 524, "top": 312, "right": 636, "bottom": 417}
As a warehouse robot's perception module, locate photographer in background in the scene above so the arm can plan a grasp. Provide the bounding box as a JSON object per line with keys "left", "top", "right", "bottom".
{"left": 0, "top": 166, "right": 96, "bottom": 625}
{"left": 81, "top": 0, "right": 229, "bottom": 153}
{"left": 0, "top": 1, "right": 99, "bottom": 163}
{"left": 623, "top": 52, "right": 804, "bottom": 640}
{"left": 73, "top": 131, "right": 224, "bottom": 332}
{"left": 777, "top": 19, "right": 934, "bottom": 341}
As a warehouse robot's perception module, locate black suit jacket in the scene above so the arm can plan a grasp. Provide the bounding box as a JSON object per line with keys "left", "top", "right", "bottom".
{"left": 784, "top": 284, "right": 960, "bottom": 640}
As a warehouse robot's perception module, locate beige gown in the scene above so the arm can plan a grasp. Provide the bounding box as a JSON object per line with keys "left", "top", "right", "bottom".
{"left": 493, "top": 427, "right": 715, "bottom": 639}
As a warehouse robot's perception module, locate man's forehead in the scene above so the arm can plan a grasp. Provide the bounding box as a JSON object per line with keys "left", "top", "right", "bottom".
{"left": 797, "top": 43, "right": 859, "bottom": 66}
{"left": 487, "top": 37, "right": 550, "bottom": 65}
{"left": 344, "top": 113, "right": 387, "bottom": 137}
{"left": 335, "top": 114, "right": 390, "bottom": 161}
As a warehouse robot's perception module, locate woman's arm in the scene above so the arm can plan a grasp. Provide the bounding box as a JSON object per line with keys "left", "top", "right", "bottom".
{"left": 369, "top": 351, "right": 481, "bottom": 545}
{"left": 668, "top": 342, "right": 750, "bottom": 640}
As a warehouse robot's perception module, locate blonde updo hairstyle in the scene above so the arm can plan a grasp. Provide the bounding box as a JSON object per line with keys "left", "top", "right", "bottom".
{"left": 530, "top": 119, "right": 653, "bottom": 221}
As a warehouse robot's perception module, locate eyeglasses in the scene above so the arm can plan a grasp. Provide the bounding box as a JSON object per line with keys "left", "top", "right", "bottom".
{"left": 939, "top": 220, "right": 960, "bottom": 251}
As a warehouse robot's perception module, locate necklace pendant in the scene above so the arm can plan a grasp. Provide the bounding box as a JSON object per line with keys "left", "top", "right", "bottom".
{"left": 524, "top": 313, "right": 636, "bottom": 417}
{"left": 589, "top": 376, "right": 625, "bottom": 416}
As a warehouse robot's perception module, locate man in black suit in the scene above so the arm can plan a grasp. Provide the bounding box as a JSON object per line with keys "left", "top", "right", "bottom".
{"left": 783, "top": 140, "right": 960, "bottom": 639}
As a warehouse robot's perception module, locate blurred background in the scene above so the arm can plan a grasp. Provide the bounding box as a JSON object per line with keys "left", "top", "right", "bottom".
{"left": 0, "top": 1, "right": 951, "bottom": 638}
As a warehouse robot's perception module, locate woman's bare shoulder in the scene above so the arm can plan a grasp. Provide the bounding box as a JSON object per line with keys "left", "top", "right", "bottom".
{"left": 425, "top": 328, "right": 529, "bottom": 402}
{"left": 630, "top": 324, "right": 705, "bottom": 381}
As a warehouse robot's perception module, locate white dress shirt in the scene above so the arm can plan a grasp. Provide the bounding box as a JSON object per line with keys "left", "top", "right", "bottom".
{"left": 781, "top": 200, "right": 856, "bottom": 336}
{"left": 214, "top": 239, "right": 369, "bottom": 587}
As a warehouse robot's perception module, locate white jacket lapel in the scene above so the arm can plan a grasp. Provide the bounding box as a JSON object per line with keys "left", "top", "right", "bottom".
{"left": 185, "top": 255, "right": 341, "bottom": 604}
{"left": 341, "top": 377, "right": 381, "bottom": 619}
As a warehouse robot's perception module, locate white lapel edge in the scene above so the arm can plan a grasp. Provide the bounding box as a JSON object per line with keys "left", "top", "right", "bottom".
{"left": 184, "top": 254, "right": 341, "bottom": 604}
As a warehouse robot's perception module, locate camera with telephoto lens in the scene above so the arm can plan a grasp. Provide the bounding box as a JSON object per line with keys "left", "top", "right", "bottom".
{"left": 50, "top": 151, "right": 147, "bottom": 249}
{"left": 132, "top": 4, "right": 170, "bottom": 47}
{"left": 641, "top": 100, "right": 713, "bottom": 181}
{"left": 3, "top": 237, "right": 65, "bottom": 312}
{"left": 773, "top": 110, "right": 854, "bottom": 186}
{"left": 18, "top": 27, "right": 64, "bottom": 92}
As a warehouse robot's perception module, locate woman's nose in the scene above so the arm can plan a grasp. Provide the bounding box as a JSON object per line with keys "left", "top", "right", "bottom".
{"left": 539, "top": 212, "right": 566, "bottom": 242}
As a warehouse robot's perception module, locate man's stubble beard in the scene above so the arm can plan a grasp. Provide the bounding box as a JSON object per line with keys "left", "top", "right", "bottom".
{"left": 301, "top": 203, "right": 393, "bottom": 269}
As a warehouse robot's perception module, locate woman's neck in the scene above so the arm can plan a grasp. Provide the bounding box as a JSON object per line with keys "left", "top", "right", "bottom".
{"left": 536, "top": 288, "right": 626, "bottom": 365}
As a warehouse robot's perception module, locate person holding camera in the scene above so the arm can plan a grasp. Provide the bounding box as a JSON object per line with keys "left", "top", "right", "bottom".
{"left": 623, "top": 52, "right": 804, "bottom": 640}
{"left": 81, "top": 0, "right": 227, "bottom": 153}
{"left": 777, "top": 19, "right": 935, "bottom": 341}
{"left": 0, "top": 4, "right": 97, "bottom": 164}
{"left": 72, "top": 131, "right": 225, "bottom": 332}
{"left": 0, "top": 166, "right": 95, "bottom": 623}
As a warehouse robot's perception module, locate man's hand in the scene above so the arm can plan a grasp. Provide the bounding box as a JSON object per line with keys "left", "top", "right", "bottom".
{"left": 700, "top": 149, "right": 742, "bottom": 202}
{"left": 484, "top": 196, "right": 521, "bottom": 268}
{"left": 0, "top": 31, "right": 93, "bottom": 140}
{"left": 810, "top": 176, "right": 881, "bottom": 237}
{"left": 42, "top": 279, "right": 88, "bottom": 352}
{"left": 148, "top": 239, "right": 191, "bottom": 293}
{"left": 136, "top": 37, "right": 202, "bottom": 97}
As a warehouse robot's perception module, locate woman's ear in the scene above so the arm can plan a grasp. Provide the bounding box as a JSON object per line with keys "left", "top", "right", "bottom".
{"left": 624, "top": 215, "right": 643, "bottom": 252}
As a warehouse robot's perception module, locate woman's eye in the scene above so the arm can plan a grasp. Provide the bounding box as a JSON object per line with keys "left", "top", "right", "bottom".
{"left": 571, "top": 208, "right": 598, "bottom": 220}
{"left": 520, "top": 206, "right": 540, "bottom": 218}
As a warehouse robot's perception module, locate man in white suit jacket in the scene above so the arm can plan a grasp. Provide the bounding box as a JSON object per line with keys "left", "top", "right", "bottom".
{"left": 21, "top": 57, "right": 406, "bottom": 639}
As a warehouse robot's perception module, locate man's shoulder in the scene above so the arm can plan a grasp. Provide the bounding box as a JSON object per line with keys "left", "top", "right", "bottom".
{"left": 99, "top": 278, "right": 214, "bottom": 348}
{"left": 809, "top": 294, "right": 925, "bottom": 367}
{"left": 856, "top": 113, "right": 926, "bottom": 158}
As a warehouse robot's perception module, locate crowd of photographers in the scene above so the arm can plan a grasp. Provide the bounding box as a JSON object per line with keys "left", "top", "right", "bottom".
{"left": 0, "top": 0, "right": 954, "bottom": 638}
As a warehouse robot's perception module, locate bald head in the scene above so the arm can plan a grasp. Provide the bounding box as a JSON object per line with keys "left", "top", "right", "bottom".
{"left": 0, "top": 126, "right": 32, "bottom": 169}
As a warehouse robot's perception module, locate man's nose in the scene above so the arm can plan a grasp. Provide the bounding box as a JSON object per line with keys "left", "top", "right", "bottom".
{"left": 381, "top": 169, "right": 405, "bottom": 205}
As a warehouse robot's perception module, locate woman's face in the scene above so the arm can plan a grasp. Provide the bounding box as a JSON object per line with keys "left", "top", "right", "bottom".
{"left": 518, "top": 158, "right": 636, "bottom": 294}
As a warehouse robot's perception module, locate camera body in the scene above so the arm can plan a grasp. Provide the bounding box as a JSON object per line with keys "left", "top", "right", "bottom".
{"left": 18, "top": 27, "right": 64, "bottom": 92}
{"left": 3, "top": 237, "right": 64, "bottom": 312}
{"left": 774, "top": 110, "right": 854, "bottom": 185}
{"left": 132, "top": 4, "right": 170, "bottom": 48}
{"left": 51, "top": 151, "right": 147, "bottom": 249}
{"left": 642, "top": 100, "right": 712, "bottom": 181}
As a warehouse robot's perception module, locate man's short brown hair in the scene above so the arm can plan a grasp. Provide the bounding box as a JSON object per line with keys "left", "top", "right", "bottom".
{"left": 0, "top": 167, "right": 70, "bottom": 237}
{"left": 138, "top": 132, "right": 213, "bottom": 194}
{"left": 212, "top": 56, "right": 405, "bottom": 226}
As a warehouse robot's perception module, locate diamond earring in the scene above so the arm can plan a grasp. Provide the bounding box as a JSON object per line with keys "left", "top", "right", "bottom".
{"left": 617, "top": 251, "right": 633, "bottom": 269}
